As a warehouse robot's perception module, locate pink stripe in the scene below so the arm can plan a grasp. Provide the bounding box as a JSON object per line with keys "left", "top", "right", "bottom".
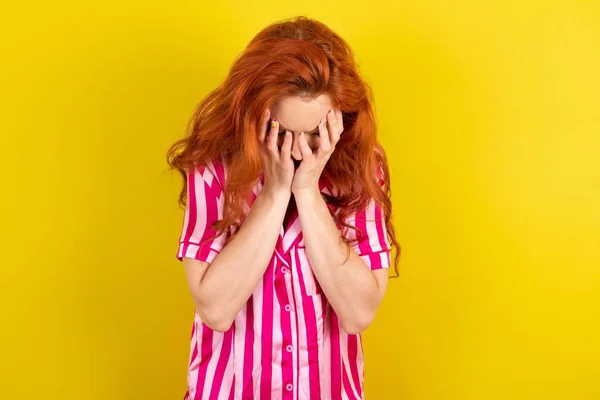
{"left": 305, "top": 299, "right": 322, "bottom": 399}
{"left": 364, "top": 252, "right": 383, "bottom": 270}
{"left": 373, "top": 200, "right": 388, "bottom": 250}
{"left": 209, "top": 328, "right": 233, "bottom": 400}
{"left": 260, "top": 261, "right": 274, "bottom": 399}
{"left": 188, "top": 322, "right": 200, "bottom": 398}
{"left": 196, "top": 326, "right": 214, "bottom": 398}
{"left": 251, "top": 279, "right": 264, "bottom": 399}
{"left": 213, "top": 158, "right": 225, "bottom": 187}
{"left": 229, "top": 376, "right": 235, "bottom": 400}
{"left": 189, "top": 322, "right": 198, "bottom": 367}
{"left": 294, "top": 250, "right": 322, "bottom": 398}
{"left": 296, "top": 250, "right": 309, "bottom": 297}
{"left": 321, "top": 309, "right": 332, "bottom": 399}
{"left": 199, "top": 181, "right": 219, "bottom": 260}
{"left": 182, "top": 167, "right": 200, "bottom": 256}
{"left": 358, "top": 334, "right": 365, "bottom": 395}
{"left": 342, "top": 365, "right": 355, "bottom": 399}
{"left": 330, "top": 312, "right": 342, "bottom": 400}
{"left": 271, "top": 282, "right": 284, "bottom": 399}
{"left": 355, "top": 208, "right": 370, "bottom": 257}
{"left": 292, "top": 289, "right": 301, "bottom": 400}
{"left": 242, "top": 301, "right": 254, "bottom": 399}
{"left": 347, "top": 335, "right": 362, "bottom": 398}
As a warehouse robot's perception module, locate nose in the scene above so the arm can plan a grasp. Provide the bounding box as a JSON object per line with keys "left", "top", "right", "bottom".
{"left": 291, "top": 134, "right": 303, "bottom": 161}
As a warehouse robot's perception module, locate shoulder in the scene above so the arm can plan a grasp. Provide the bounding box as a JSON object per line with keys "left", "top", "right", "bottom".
{"left": 190, "top": 157, "right": 226, "bottom": 190}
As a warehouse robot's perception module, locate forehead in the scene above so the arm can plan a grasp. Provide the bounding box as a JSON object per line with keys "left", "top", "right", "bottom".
{"left": 271, "top": 93, "right": 333, "bottom": 133}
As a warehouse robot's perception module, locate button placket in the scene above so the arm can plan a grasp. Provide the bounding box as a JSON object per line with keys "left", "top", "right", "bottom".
{"left": 274, "top": 248, "right": 297, "bottom": 397}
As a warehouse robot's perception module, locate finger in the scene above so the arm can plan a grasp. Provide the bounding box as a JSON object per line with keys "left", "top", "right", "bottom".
{"left": 329, "top": 109, "right": 342, "bottom": 145}
{"left": 259, "top": 109, "right": 270, "bottom": 142}
{"left": 280, "top": 130, "right": 292, "bottom": 159}
{"left": 326, "top": 109, "right": 337, "bottom": 142}
{"left": 298, "top": 132, "right": 313, "bottom": 160}
{"left": 267, "top": 117, "right": 279, "bottom": 153}
{"left": 327, "top": 110, "right": 341, "bottom": 146}
{"left": 317, "top": 118, "right": 331, "bottom": 154}
{"left": 336, "top": 108, "right": 344, "bottom": 136}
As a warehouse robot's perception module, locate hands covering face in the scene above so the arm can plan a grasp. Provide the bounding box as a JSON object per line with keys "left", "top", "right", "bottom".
{"left": 290, "top": 108, "right": 344, "bottom": 194}
{"left": 258, "top": 108, "right": 344, "bottom": 195}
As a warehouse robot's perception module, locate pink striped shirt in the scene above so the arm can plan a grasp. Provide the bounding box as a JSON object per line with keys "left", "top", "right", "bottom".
{"left": 176, "top": 158, "right": 391, "bottom": 400}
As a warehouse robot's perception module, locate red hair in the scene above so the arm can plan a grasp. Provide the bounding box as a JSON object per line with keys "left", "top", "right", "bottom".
{"left": 167, "top": 16, "right": 401, "bottom": 277}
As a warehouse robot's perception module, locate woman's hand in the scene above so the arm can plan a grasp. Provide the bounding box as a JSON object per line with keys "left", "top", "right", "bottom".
{"left": 259, "top": 109, "right": 294, "bottom": 195}
{"left": 291, "top": 108, "right": 344, "bottom": 195}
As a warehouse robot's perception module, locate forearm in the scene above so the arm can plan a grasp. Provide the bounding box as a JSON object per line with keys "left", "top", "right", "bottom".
{"left": 294, "top": 188, "right": 384, "bottom": 334}
{"left": 197, "top": 188, "right": 290, "bottom": 330}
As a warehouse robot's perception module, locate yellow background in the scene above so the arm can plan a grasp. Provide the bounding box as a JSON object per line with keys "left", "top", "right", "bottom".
{"left": 1, "top": 1, "right": 599, "bottom": 399}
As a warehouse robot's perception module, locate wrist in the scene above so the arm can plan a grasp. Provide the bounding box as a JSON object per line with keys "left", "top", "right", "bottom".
{"left": 260, "top": 186, "right": 292, "bottom": 202}
{"left": 292, "top": 185, "right": 321, "bottom": 201}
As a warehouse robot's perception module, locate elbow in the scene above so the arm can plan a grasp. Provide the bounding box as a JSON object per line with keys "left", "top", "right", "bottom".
{"left": 205, "top": 319, "right": 233, "bottom": 333}
{"left": 341, "top": 314, "right": 375, "bottom": 335}
{"left": 194, "top": 300, "right": 234, "bottom": 333}
{"left": 200, "top": 310, "right": 234, "bottom": 333}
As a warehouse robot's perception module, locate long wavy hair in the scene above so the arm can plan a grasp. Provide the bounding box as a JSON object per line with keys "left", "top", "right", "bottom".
{"left": 167, "top": 16, "right": 401, "bottom": 277}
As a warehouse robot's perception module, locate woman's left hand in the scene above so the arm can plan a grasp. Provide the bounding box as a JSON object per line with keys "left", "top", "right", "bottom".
{"left": 291, "top": 108, "right": 344, "bottom": 195}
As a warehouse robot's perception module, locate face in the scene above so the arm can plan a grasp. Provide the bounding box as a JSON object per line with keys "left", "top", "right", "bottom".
{"left": 270, "top": 93, "right": 334, "bottom": 168}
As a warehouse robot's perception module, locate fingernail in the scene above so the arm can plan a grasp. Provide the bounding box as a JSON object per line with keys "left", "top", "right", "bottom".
{"left": 329, "top": 109, "right": 334, "bottom": 117}
{"left": 271, "top": 118, "right": 278, "bottom": 128}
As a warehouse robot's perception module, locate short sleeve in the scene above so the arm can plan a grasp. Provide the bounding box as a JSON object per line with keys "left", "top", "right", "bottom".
{"left": 343, "top": 197, "right": 392, "bottom": 271}
{"left": 176, "top": 161, "right": 226, "bottom": 264}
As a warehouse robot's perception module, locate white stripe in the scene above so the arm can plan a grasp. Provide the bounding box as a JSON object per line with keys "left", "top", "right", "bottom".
{"left": 233, "top": 304, "right": 247, "bottom": 399}
{"left": 380, "top": 251, "right": 389, "bottom": 269}
{"left": 314, "top": 295, "right": 325, "bottom": 393}
{"left": 357, "top": 334, "right": 365, "bottom": 399}
{"left": 252, "top": 273, "right": 264, "bottom": 398}
{"left": 218, "top": 338, "right": 235, "bottom": 400}
{"left": 184, "top": 243, "right": 200, "bottom": 259}
{"left": 291, "top": 249, "right": 306, "bottom": 400}
{"left": 365, "top": 199, "right": 379, "bottom": 252}
{"left": 297, "top": 249, "right": 318, "bottom": 295}
{"left": 187, "top": 314, "right": 201, "bottom": 399}
{"left": 283, "top": 217, "right": 302, "bottom": 251}
{"left": 202, "top": 332, "right": 223, "bottom": 399}
{"left": 321, "top": 305, "right": 332, "bottom": 400}
{"left": 180, "top": 190, "right": 191, "bottom": 243}
{"left": 343, "top": 211, "right": 359, "bottom": 251}
{"left": 340, "top": 334, "right": 361, "bottom": 399}
{"left": 203, "top": 165, "right": 214, "bottom": 186}
{"left": 189, "top": 168, "right": 208, "bottom": 245}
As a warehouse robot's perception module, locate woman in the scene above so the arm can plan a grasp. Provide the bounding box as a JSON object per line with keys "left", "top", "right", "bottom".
{"left": 167, "top": 16, "right": 400, "bottom": 400}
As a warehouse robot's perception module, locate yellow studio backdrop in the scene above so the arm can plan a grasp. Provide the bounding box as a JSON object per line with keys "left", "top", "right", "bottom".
{"left": 1, "top": 1, "right": 599, "bottom": 399}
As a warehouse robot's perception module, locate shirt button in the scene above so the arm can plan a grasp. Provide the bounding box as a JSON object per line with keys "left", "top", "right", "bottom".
{"left": 284, "top": 304, "right": 292, "bottom": 312}
{"left": 286, "top": 344, "right": 293, "bottom": 352}
{"left": 281, "top": 266, "right": 289, "bottom": 274}
{"left": 286, "top": 383, "right": 293, "bottom": 391}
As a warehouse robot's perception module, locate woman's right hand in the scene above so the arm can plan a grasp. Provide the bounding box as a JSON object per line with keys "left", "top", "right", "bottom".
{"left": 258, "top": 109, "right": 294, "bottom": 194}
